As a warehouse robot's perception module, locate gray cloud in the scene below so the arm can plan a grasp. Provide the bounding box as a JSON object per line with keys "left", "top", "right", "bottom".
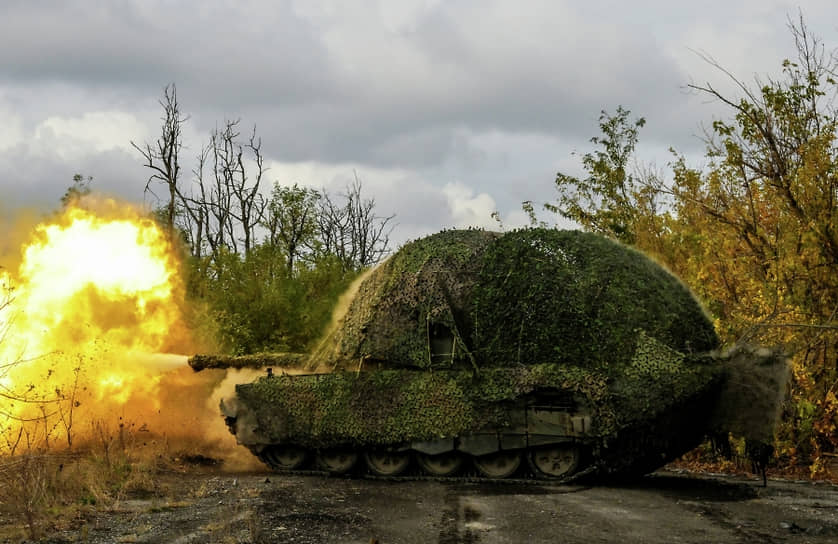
{"left": 1, "top": 0, "right": 692, "bottom": 167}
{"left": 0, "top": 145, "right": 145, "bottom": 210}
{"left": 0, "top": 1, "right": 341, "bottom": 107}
{"left": 1, "top": 0, "right": 835, "bottom": 242}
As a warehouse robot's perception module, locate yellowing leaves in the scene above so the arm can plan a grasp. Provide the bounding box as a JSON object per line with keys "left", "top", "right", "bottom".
{"left": 546, "top": 20, "right": 838, "bottom": 471}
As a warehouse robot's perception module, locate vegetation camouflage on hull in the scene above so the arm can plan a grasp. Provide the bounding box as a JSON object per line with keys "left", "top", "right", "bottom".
{"left": 227, "top": 333, "right": 722, "bottom": 449}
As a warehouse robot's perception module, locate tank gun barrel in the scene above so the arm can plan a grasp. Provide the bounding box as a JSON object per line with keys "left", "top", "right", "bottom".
{"left": 188, "top": 352, "right": 308, "bottom": 372}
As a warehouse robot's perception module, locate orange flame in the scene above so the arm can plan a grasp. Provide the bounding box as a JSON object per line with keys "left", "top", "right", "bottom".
{"left": 0, "top": 201, "right": 189, "bottom": 443}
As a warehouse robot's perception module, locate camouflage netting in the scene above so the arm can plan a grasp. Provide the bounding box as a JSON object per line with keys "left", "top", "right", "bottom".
{"left": 213, "top": 228, "right": 791, "bottom": 472}
{"left": 471, "top": 229, "right": 719, "bottom": 366}
{"left": 236, "top": 367, "right": 601, "bottom": 447}
{"left": 232, "top": 332, "right": 721, "bottom": 449}
{"left": 189, "top": 352, "right": 308, "bottom": 371}
{"left": 710, "top": 346, "right": 790, "bottom": 444}
{"left": 307, "top": 229, "right": 501, "bottom": 370}
{"left": 611, "top": 331, "right": 722, "bottom": 428}
{"left": 307, "top": 228, "right": 719, "bottom": 371}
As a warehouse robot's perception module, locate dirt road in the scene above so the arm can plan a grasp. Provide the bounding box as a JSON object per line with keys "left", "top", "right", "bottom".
{"left": 39, "top": 470, "right": 838, "bottom": 544}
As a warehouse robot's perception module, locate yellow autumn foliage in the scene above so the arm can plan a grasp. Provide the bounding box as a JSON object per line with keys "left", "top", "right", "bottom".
{"left": 550, "top": 19, "right": 838, "bottom": 471}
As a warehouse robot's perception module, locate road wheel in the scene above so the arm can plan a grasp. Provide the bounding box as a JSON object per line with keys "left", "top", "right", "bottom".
{"left": 473, "top": 450, "right": 522, "bottom": 479}
{"left": 365, "top": 450, "right": 411, "bottom": 476}
{"left": 416, "top": 451, "right": 463, "bottom": 476}
{"left": 528, "top": 444, "right": 580, "bottom": 479}
{"left": 260, "top": 445, "right": 307, "bottom": 471}
{"left": 317, "top": 448, "right": 358, "bottom": 474}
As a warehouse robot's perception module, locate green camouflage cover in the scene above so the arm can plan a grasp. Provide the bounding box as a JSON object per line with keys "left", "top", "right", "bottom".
{"left": 231, "top": 333, "right": 722, "bottom": 448}
{"left": 307, "top": 228, "right": 719, "bottom": 371}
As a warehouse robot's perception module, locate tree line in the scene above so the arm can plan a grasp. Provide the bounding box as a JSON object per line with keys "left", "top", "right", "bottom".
{"left": 541, "top": 16, "right": 838, "bottom": 472}
{"left": 131, "top": 86, "right": 394, "bottom": 354}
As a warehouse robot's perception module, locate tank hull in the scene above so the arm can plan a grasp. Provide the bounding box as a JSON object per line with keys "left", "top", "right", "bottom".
{"left": 222, "top": 354, "right": 724, "bottom": 479}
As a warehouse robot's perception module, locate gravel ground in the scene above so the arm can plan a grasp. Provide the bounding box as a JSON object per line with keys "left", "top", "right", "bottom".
{"left": 12, "top": 469, "right": 838, "bottom": 544}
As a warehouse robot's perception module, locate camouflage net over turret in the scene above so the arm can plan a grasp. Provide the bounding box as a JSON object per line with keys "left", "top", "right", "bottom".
{"left": 472, "top": 229, "right": 719, "bottom": 366}
{"left": 307, "top": 229, "right": 501, "bottom": 370}
{"left": 307, "top": 228, "right": 719, "bottom": 371}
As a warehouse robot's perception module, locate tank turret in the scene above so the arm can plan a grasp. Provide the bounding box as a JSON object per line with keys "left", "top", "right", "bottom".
{"left": 196, "top": 228, "right": 788, "bottom": 481}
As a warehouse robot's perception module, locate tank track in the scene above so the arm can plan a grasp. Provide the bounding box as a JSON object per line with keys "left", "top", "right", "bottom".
{"left": 256, "top": 466, "right": 597, "bottom": 485}
{"left": 256, "top": 464, "right": 598, "bottom": 485}
{"left": 253, "top": 447, "right": 598, "bottom": 485}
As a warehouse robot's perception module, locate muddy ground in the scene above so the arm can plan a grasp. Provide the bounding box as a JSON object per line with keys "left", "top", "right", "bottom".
{"left": 19, "top": 469, "right": 838, "bottom": 544}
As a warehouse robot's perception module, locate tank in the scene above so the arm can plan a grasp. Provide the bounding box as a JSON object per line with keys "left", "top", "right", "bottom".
{"left": 191, "top": 228, "right": 789, "bottom": 481}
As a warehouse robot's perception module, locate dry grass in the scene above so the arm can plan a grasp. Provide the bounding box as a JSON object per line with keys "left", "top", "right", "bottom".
{"left": 0, "top": 449, "right": 160, "bottom": 540}
{"left": 670, "top": 446, "right": 838, "bottom": 484}
{"left": 0, "top": 415, "right": 228, "bottom": 541}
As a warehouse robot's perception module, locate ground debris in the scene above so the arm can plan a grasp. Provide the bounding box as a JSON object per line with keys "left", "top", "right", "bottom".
{"left": 20, "top": 469, "right": 838, "bottom": 544}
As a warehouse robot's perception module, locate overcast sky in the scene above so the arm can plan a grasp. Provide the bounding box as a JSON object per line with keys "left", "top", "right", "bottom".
{"left": 1, "top": 0, "right": 835, "bottom": 245}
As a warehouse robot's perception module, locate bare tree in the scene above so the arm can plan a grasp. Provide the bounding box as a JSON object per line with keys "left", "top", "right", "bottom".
{"left": 318, "top": 173, "right": 394, "bottom": 271}
{"left": 179, "top": 119, "right": 267, "bottom": 266}
{"left": 229, "top": 125, "right": 267, "bottom": 254}
{"left": 132, "top": 86, "right": 389, "bottom": 275}
{"left": 206, "top": 122, "right": 238, "bottom": 253}
{"left": 131, "top": 83, "right": 188, "bottom": 234}
{"left": 184, "top": 145, "right": 211, "bottom": 259}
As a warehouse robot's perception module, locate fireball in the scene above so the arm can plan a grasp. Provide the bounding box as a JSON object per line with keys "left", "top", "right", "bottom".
{"left": 0, "top": 201, "right": 187, "bottom": 445}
